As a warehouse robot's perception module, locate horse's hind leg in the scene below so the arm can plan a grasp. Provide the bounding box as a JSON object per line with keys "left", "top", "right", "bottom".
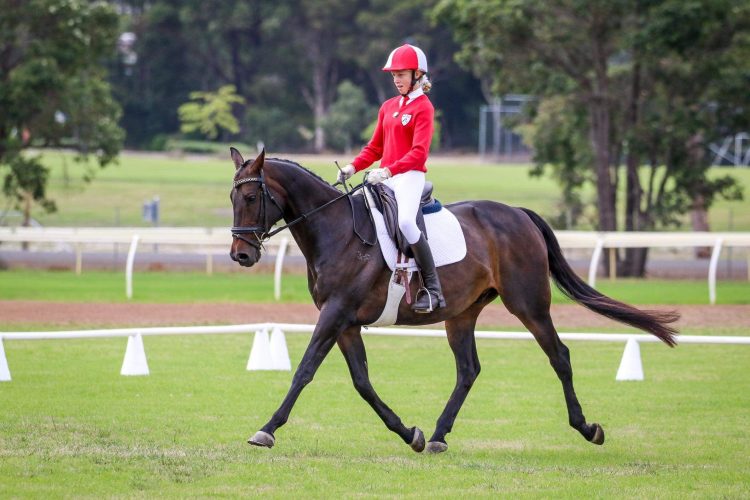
{"left": 512, "top": 307, "right": 604, "bottom": 445}
{"left": 426, "top": 307, "right": 482, "bottom": 453}
{"left": 337, "top": 326, "right": 425, "bottom": 452}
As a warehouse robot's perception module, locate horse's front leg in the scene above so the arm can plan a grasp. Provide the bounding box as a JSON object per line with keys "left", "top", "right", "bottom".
{"left": 426, "top": 308, "right": 482, "bottom": 453}
{"left": 248, "top": 303, "right": 350, "bottom": 448}
{"left": 337, "top": 326, "right": 425, "bottom": 452}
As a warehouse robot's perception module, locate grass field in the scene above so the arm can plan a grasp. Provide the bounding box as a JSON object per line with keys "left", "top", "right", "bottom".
{"left": 1, "top": 332, "right": 748, "bottom": 497}
{"left": 3, "top": 151, "right": 749, "bottom": 496}
{"left": 27, "top": 151, "right": 750, "bottom": 230}
{"left": 2, "top": 269, "right": 749, "bottom": 305}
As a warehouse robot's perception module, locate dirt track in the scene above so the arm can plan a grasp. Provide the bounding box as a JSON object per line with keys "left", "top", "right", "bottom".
{"left": 2, "top": 301, "right": 748, "bottom": 330}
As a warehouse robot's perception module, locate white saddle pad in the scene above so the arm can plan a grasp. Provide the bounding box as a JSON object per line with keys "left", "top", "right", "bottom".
{"left": 363, "top": 188, "right": 467, "bottom": 272}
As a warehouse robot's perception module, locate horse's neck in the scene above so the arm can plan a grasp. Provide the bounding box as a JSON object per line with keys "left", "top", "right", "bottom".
{"left": 271, "top": 162, "right": 348, "bottom": 263}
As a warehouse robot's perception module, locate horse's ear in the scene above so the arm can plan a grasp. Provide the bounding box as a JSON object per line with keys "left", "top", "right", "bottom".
{"left": 249, "top": 148, "right": 265, "bottom": 172}
{"left": 230, "top": 147, "right": 244, "bottom": 171}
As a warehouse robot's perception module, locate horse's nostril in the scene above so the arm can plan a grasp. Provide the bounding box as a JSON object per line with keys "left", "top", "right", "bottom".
{"left": 237, "top": 252, "right": 250, "bottom": 262}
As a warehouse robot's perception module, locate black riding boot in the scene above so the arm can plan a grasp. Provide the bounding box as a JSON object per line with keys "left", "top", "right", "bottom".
{"left": 410, "top": 234, "right": 445, "bottom": 313}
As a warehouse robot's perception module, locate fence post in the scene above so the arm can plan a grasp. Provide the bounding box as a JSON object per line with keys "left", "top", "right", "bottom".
{"left": 75, "top": 243, "right": 83, "bottom": 275}
{"left": 274, "top": 237, "right": 290, "bottom": 301}
{"left": 708, "top": 237, "right": 724, "bottom": 305}
{"left": 126, "top": 234, "right": 140, "bottom": 300}
{"left": 588, "top": 238, "right": 604, "bottom": 287}
{"left": 0, "top": 337, "right": 10, "bottom": 382}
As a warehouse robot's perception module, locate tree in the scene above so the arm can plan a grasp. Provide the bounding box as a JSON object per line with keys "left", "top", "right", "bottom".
{"left": 288, "top": 0, "right": 366, "bottom": 152}
{"left": 0, "top": 0, "right": 123, "bottom": 225}
{"left": 178, "top": 85, "right": 245, "bottom": 140}
{"left": 437, "top": 0, "right": 748, "bottom": 274}
{"left": 321, "top": 81, "right": 377, "bottom": 153}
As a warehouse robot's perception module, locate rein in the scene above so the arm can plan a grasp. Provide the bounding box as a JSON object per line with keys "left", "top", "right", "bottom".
{"left": 231, "top": 173, "right": 373, "bottom": 250}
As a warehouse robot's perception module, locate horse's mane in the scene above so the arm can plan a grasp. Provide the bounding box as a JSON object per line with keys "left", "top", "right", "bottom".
{"left": 267, "top": 157, "right": 339, "bottom": 192}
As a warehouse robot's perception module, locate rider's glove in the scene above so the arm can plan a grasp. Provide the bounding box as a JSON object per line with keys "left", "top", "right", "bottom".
{"left": 366, "top": 167, "right": 392, "bottom": 184}
{"left": 337, "top": 164, "right": 356, "bottom": 184}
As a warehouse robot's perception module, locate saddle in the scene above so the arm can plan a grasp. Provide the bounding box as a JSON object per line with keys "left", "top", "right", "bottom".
{"left": 365, "top": 181, "right": 443, "bottom": 258}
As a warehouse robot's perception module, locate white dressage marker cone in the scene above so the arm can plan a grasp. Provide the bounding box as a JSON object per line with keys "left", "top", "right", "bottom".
{"left": 247, "top": 329, "right": 275, "bottom": 371}
{"left": 616, "top": 338, "right": 644, "bottom": 381}
{"left": 121, "top": 333, "right": 150, "bottom": 376}
{"left": 0, "top": 337, "right": 11, "bottom": 382}
{"left": 270, "top": 326, "right": 291, "bottom": 371}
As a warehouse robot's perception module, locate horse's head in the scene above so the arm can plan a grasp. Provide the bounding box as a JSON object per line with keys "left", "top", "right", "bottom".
{"left": 229, "top": 147, "right": 284, "bottom": 267}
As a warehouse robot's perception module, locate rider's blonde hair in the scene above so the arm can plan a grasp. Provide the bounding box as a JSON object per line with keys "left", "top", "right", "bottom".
{"left": 418, "top": 74, "right": 432, "bottom": 93}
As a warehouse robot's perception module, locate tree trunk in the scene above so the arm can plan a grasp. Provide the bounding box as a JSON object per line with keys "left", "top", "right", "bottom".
{"left": 588, "top": 40, "right": 616, "bottom": 233}
{"left": 22, "top": 190, "right": 31, "bottom": 251}
{"left": 589, "top": 100, "right": 616, "bottom": 232}
{"left": 691, "top": 193, "right": 712, "bottom": 258}
{"left": 622, "top": 60, "right": 648, "bottom": 276}
{"left": 313, "top": 68, "right": 326, "bottom": 153}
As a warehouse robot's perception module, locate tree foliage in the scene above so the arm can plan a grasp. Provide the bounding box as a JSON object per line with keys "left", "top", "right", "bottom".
{"left": 0, "top": 0, "right": 124, "bottom": 223}
{"left": 110, "top": 0, "right": 484, "bottom": 152}
{"left": 178, "top": 85, "right": 245, "bottom": 140}
{"left": 437, "top": 0, "right": 749, "bottom": 274}
{"left": 322, "top": 81, "right": 377, "bottom": 153}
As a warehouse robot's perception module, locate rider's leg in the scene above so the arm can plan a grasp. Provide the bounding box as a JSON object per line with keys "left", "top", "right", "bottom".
{"left": 409, "top": 233, "right": 445, "bottom": 312}
{"left": 384, "top": 171, "right": 445, "bottom": 313}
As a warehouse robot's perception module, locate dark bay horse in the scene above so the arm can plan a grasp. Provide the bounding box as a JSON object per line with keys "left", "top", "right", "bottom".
{"left": 229, "top": 148, "right": 679, "bottom": 453}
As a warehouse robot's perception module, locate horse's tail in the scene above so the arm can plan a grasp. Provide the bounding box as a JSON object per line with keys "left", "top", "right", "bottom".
{"left": 520, "top": 208, "right": 679, "bottom": 347}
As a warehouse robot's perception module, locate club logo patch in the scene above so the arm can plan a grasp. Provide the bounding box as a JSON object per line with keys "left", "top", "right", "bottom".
{"left": 401, "top": 114, "right": 412, "bottom": 126}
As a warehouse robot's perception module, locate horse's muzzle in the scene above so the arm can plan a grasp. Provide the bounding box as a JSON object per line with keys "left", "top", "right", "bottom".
{"left": 230, "top": 242, "right": 260, "bottom": 267}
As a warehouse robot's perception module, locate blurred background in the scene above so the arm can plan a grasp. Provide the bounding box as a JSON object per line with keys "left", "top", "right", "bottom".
{"left": 1, "top": 0, "right": 749, "bottom": 278}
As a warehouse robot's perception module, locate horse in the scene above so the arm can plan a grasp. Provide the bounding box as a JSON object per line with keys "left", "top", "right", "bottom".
{"left": 228, "top": 148, "right": 679, "bottom": 454}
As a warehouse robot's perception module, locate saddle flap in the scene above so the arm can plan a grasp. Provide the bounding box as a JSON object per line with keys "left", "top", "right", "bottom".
{"left": 366, "top": 183, "right": 427, "bottom": 256}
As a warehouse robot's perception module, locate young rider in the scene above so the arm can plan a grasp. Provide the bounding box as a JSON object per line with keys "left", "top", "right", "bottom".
{"left": 337, "top": 43, "right": 445, "bottom": 313}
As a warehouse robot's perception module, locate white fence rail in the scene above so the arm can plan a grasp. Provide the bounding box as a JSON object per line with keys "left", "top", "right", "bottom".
{"left": 1, "top": 227, "right": 749, "bottom": 303}
{"left": 1, "top": 323, "right": 748, "bottom": 383}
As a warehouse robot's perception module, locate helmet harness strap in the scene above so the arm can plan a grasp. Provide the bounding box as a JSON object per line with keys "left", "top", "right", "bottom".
{"left": 402, "top": 70, "right": 419, "bottom": 97}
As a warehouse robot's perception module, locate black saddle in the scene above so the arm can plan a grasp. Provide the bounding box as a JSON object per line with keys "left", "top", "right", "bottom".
{"left": 366, "top": 181, "right": 443, "bottom": 258}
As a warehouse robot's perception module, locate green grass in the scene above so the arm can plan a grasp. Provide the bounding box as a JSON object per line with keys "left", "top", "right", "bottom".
{"left": 27, "top": 151, "right": 750, "bottom": 230}
{"left": 1, "top": 269, "right": 749, "bottom": 305}
{"left": 1, "top": 332, "right": 748, "bottom": 497}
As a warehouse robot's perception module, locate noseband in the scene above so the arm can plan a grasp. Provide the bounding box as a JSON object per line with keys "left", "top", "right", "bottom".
{"left": 231, "top": 172, "right": 285, "bottom": 250}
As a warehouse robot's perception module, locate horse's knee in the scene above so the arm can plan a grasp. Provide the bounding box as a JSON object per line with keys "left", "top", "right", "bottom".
{"left": 351, "top": 376, "right": 373, "bottom": 398}
{"left": 398, "top": 218, "right": 420, "bottom": 244}
{"left": 459, "top": 363, "right": 480, "bottom": 390}
{"left": 292, "top": 368, "right": 316, "bottom": 387}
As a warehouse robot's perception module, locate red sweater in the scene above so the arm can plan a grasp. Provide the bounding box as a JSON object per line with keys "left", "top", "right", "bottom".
{"left": 352, "top": 94, "right": 434, "bottom": 176}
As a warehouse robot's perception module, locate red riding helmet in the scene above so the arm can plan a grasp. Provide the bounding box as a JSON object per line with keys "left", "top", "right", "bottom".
{"left": 382, "top": 44, "right": 428, "bottom": 73}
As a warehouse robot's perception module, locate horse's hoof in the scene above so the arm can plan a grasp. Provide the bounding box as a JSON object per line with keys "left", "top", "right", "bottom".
{"left": 248, "top": 430, "right": 275, "bottom": 448}
{"left": 425, "top": 441, "right": 448, "bottom": 454}
{"left": 589, "top": 423, "right": 605, "bottom": 445}
{"left": 410, "top": 427, "right": 425, "bottom": 453}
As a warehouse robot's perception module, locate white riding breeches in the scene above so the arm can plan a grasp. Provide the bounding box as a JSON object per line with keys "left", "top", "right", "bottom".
{"left": 382, "top": 170, "right": 425, "bottom": 245}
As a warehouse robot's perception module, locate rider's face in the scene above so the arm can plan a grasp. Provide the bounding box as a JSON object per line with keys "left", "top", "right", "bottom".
{"left": 391, "top": 70, "right": 422, "bottom": 94}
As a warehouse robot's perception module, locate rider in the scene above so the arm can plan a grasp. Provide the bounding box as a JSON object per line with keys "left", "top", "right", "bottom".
{"left": 337, "top": 43, "right": 445, "bottom": 313}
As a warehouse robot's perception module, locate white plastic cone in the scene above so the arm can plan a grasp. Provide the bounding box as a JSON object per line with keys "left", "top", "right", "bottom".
{"left": 0, "top": 337, "right": 11, "bottom": 382}
{"left": 270, "top": 327, "right": 291, "bottom": 371}
{"left": 616, "top": 338, "right": 644, "bottom": 381}
{"left": 247, "top": 329, "right": 275, "bottom": 370}
{"left": 121, "top": 333, "right": 150, "bottom": 376}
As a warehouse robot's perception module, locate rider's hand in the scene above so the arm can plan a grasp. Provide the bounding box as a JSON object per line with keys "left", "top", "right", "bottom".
{"left": 366, "top": 167, "right": 391, "bottom": 184}
{"left": 337, "top": 164, "right": 356, "bottom": 184}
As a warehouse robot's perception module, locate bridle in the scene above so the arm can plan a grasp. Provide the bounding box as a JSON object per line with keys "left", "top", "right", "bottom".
{"left": 230, "top": 171, "right": 285, "bottom": 251}
{"left": 231, "top": 170, "right": 371, "bottom": 251}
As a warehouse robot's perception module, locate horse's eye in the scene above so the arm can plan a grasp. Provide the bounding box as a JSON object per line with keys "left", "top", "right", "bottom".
{"left": 245, "top": 194, "right": 257, "bottom": 203}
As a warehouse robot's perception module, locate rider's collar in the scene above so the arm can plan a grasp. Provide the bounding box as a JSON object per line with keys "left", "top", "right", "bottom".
{"left": 399, "top": 87, "right": 424, "bottom": 107}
